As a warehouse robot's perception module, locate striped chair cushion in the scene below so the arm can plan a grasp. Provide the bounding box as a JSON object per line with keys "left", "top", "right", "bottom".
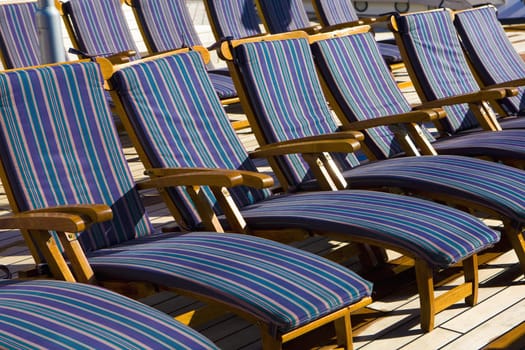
{"left": 205, "top": 0, "right": 263, "bottom": 39}
{"left": 0, "top": 62, "right": 153, "bottom": 252}
{"left": 0, "top": 2, "right": 40, "bottom": 68}
{"left": 342, "top": 155, "right": 525, "bottom": 223}
{"left": 89, "top": 232, "right": 373, "bottom": 335}
{"left": 238, "top": 191, "right": 500, "bottom": 268}
{"left": 311, "top": 32, "right": 435, "bottom": 159}
{"left": 257, "top": 0, "right": 312, "bottom": 33}
{"left": 110, "top": 51, "right": 270, "bottom": 228}
{"left": 314, "top": 0, "right": 359, "bottom": 25}
{"left": 0, "top": 280, "right": 218, "bottom": 349}
{"left": 63, "top": 0, "right": 140, "bottom": 60}
{"left": 394, "top": 10, "right": 481, "bottom": 134}
{"left": 454, "top": 6, "right": 525, "bottom": 116}
{"left": 233, "top": 37, "right": 361, "bottom": 187}
{"left": 130, "top": 0, "right": 201, "bottom": 52}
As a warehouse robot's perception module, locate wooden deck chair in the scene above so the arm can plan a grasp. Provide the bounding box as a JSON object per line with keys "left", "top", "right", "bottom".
{"left": 220, "top": 30, "right": 525, "bottom": 277}
{"left": 390, "top": 8, "right": 525, "bottom": 134}
{"left": 56, "top": 0, "right": 243, "bottom": 128}
{"left": 453, "top": 5, "right": 525, "bottom": 124}
{"left": 0, "top": 279, "right": 219, "bottom": 349}
{"left": 0, "top": 60, "right": 375, "bottom": 349}
{"left": 123, "top": 0, "right": 241, "bottom": 108}
{"left": 204, "top": 0, "right": 265, "bottom": 41}
{"left": 0, "top": 1, "right": 42, "bottom": 68}
{"left": 106, "top": 48, "right": 501, "bottom": 332}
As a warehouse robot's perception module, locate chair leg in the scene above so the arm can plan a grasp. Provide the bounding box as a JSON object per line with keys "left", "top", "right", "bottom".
{"left": 504, "top": 223, "right": 525, "bottom": 276}
{"left": 334, "top": 311, "right": 354, "bottom": 350}
{"left": 261, "top": 333, "right": 282, "bottom": 350}
{"left": 415, "top": 260, "right": 435, "bottom": 332}
{"left": 463, "top": 254, "right": 478, "bottom": 306}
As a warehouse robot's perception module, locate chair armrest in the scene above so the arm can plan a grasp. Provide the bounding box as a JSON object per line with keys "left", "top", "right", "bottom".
{"left": 29, "top": 204, "right": 113, "bottom": 223}
{"left": 0, "top": 212, "right": 90, "bottom": 233}
{"left": 144, "top": 168, "right": 274, "bottom": 189}
{"left": 418, "top": 88, "right": 511, "bottom": 108}
{"left": 344, "top": 109, "right": 444, "bottom": 130}
{"left": 139, "top": 171, "right": 244, "bottom": 190}
{"left": 485, "top": 79, "right": 525, "bottom": 90}
{"left": 321, "top": 15, "right": 390, "bottom": 32}
{"left": 250, "top": 139, "right": 361, "bottom": 159}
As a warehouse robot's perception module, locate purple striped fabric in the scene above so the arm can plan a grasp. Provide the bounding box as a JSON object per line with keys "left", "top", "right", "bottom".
{"left": 63, "top": 0, "right": 140, "bottom": 60}
{"left": 394, "top": 10, "right": 481, "bottom": 134}
{"left": 256, "top": 0, "right": 311, "bottom": 33}
{"left": 0, "top": 280, "right": 219, "bottom": 349}
{"left": 0, "top": 1, "right": 41, "bottom": 68}
{"left": 205, "top": 0, "right": 263, "bottom": 39}
{"left": 454, "top": 6, "right": 525, "bottom": 121}
{"left": 0, "top": 60, "right": 375, "bottom": 338}
{"left": 314, "top": 0, "right": 359, "bottom": 25}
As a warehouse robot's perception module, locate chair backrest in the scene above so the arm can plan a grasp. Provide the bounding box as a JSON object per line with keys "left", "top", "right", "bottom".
{"left": 204, "top": 0, "right": 263, "bottom": 40}
{"left": 110, "top": 51, "right": 271, "bottom": 229}
{"left": 0, "top": 1, "right": 41, "bottom": 68}
{"left": 311, "top": 31, "right": 435, "bottom": 159}
{"left": 255, "top": 0, "right": 311, "bottom": 33}
{"left": 128, "top": 0, "right": 202, "bottom": 53}
{"left": 230, "top": 36, "right": 362, "bottom": 188}
{"left": 454, "top": 5, "right": 525, "bottom": 115}
{"left": 61, "top": 0, "right": 140, "bottom": 60}
{"left": 393, "top": 9, "right": 481, "bottom": 134}
{"left": 313, "top": 0, "right": 360, "bottom": 26}
{"left": 0, "top": 62, "right": 154, "bottom": 256}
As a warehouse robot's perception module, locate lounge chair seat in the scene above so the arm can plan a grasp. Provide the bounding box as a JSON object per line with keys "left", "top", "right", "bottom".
{"left": 0, "top": 279, "right": 219, "bottom": 349}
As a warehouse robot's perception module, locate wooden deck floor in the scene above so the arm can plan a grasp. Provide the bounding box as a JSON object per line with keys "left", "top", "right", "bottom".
{"left": 0, "top": 1, "right": 524, "bottom": 349}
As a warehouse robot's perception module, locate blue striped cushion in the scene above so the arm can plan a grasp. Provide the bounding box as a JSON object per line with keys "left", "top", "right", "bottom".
{"left": 343, "top": 155, "right": 525, "bottom": 222}
{"left": 208, "top": 72, "right": 238, "bottom": 99}
{"left": 239, "top": 191, "right": 500, "bottom": 268}
{"left": 311, "top": 32, "right": 435, "bottom": 159}
{"left": 0, "top": 2, "right": 40, "bottom": 68}
{"left": 205, "top": 0, "right": 263, "bottom": 39}
{"left": 257, "top": 0, "right": 312, "bottom": 33}
{"left": 0, "top": 62, "right": 154, "bottom": 252}
{"left": 89, "top": 232, "right": 373, "bottom": 335}
{"left": 314, "top": 0, "right": 359, "bottom": 25}
{"left": 63, "top": 0, "right": 140, "bottom": 60}
{"left": 395, "top": 10, "right": 481, "bottom": 134}
{"left": 0, "top": 280, "right": 218, "bottom": 349}
{"left": 233, "top": 38, "right": 361, "bottom": 187}
{"left": 130, "top": 0, "right": 202, "bottom": 52}
{"left": 454, "top": 6, "right": 525, "bottom": 116}
{"left": 110, "top": 51, "right": 270, "bottom": 228}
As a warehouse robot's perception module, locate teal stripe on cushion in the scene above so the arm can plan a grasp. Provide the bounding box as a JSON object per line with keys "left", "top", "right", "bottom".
{"left": 90, "top": 232, "right": 373, "bottom": 335}
{"left": 0, "top": 2, "right": 40, "bottom": 68}
{"left": 395, "top": 10, "right": 481, "bottom": 134}
{"left": 131, "top": 0, "right": 201, "bottom": 52}
{"left": 205, "top": 0, "right": 263, "bottom": 39}
{"left": 64, "top": 0, "right": 140, "bottom": 60}
{"left": 234, "top": 38, "right": 361, "bottom": 187}
{"left": 257, "top": 0, "right": 311, "bottom": 33}
{"left": 314, "top": 0, "right": 359, "bottom": 26}
{"left": 311, "top": 32, "right": 436, "bottom": 159}
{"left": 0, "top": 280, "right": 219, "bottom": 349}
{"left": 454, "top": 6, "right": 525, "bottom": 115}
{"left": 111, "top": 51, "right": 270, "bottom": 228}
{"left": 0, "top": 62, "right": 153, "bottom": 252}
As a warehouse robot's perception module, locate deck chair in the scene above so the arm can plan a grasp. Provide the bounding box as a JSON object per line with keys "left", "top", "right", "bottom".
{"left": 0, "top": 1, "right": 41, "bottom": 68}
{"left": 453, "top": 5, "right": 525, "bottom": 120}
{"left": 311, "top": 0, "right": 405, "bottom": 71}
{"left": 204, "top": 0, "right": 264, "bottom": 40}
{"left": 0, "top": 279, "right": 219, "bottom": 349}
{"left": 391, "top": 8, "right": 525, "bottom": 132}
{"left": 107, "top": 48, "right": 501, "bottom": 332}
{"left": 57, "top": 0, "right": 240, "bottom": 114}
{"left": 0, "top": 60, "right": 375, "bottom": 349}
{"left": 218, "top": 30, "right": 525, "bottom": 276}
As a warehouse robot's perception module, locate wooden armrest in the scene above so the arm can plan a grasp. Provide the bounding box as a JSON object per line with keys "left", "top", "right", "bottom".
{"left": 250, "top": 132, "right": 365, "bottom": 148}
{"left": 251, "top": 139, "right": 361, "bottom": 158}
{"left": 145, "top": 168, "right": 274, "bottom": 189}
{"left": 485, "top": 79, "right": 525, "bottom": 89}
{"left": 345, "top": 109, "right": 443, "bottom": 130}
{"left": 29, "top": 204, "right": 113, "bottom": 223}
{"left": 139, "top": 170, "right": 244, "bottom": 189}
{"left": 419, "top": 88, "right": 510, "bottom": 108}
{"left": 105, "top": 50, "right": 136, "bottom": 64}
{"left": 0, "top": 212, "right": 89, "bottom": 233}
